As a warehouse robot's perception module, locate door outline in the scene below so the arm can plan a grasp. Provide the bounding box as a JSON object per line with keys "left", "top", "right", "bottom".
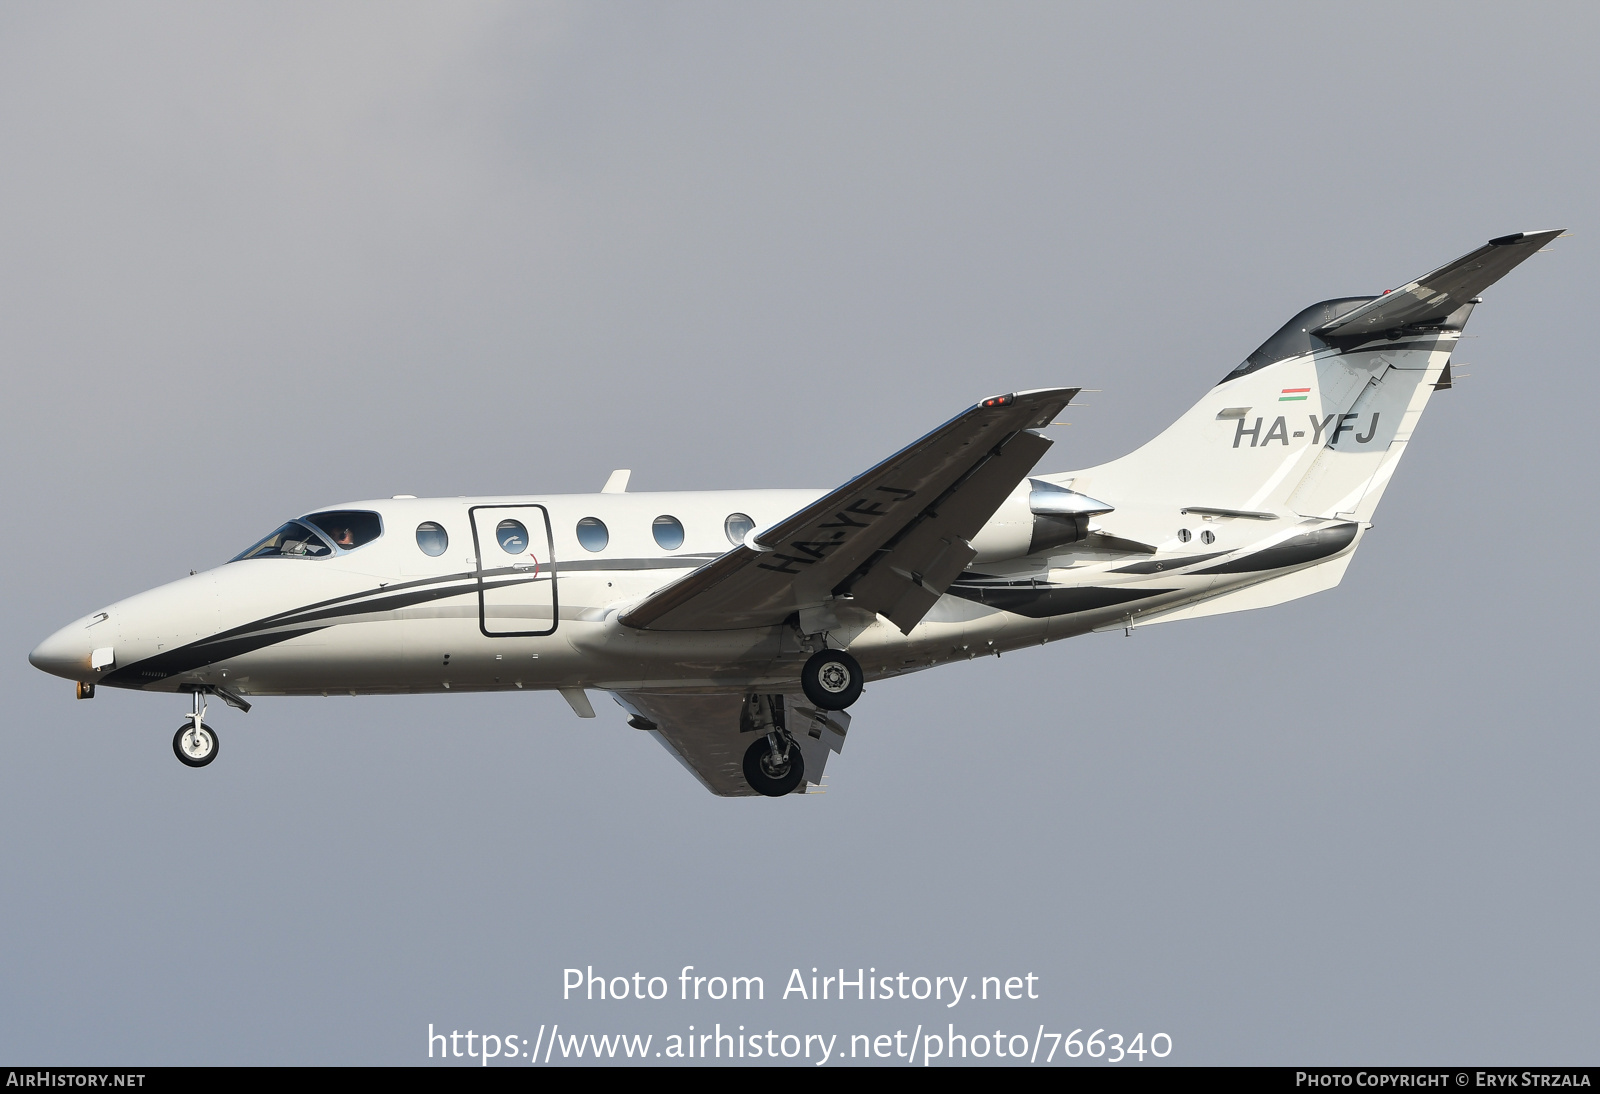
{"left": 468, "top": 504, "right": 559, "bottom": 638}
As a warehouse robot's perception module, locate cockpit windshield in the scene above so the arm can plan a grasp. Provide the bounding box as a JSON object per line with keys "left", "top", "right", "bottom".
{"left": 304, "top": 510, "right": 383, "bottom": 550}
{"left": 228, "top": 511, "right": 382, "bottom": 562}
{"left": 230, "top": 521, "right": 335, "bottom": 561}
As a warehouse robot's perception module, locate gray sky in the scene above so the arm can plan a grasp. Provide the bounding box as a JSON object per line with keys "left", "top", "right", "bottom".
{"left": 2, "top": 1, "right": 1596, "bottom": 1065}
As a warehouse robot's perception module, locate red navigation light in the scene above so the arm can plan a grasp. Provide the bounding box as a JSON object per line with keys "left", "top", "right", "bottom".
{"left": 981, "top": 394, "right": 1015, "bottom": 408}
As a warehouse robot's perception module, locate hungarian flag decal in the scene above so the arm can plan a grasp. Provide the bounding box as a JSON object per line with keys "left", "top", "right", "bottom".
{"left": 1279, "top": 387, "right": 1310, "bottom": 402}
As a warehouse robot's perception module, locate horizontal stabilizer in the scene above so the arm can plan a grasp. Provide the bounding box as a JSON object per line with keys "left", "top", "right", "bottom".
{"left": 1315, "top": 230, "right": 1561, "bottom": 341}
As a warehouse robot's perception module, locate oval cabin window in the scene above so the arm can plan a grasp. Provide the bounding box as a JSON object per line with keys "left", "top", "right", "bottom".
{"left": 653, "top": 515, "right": 685, "bottom": 551}
{"left": 497, "top": 519, "right": 530, "bottom": 554}
{"left": 576, "top": 517, "right": 609, "bottom": 553}
{"left": 415, "top": 521, "right": 449, "bottom": 557}
{"left": 724, "top": 513, "right": 754, "bottom": 546}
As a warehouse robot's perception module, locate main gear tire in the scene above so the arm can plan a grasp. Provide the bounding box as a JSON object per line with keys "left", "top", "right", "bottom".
{"left": 800, "top": 648, "right": 863, "bottom": 711}
{"left": 742, "top": 736, "right": 805, "bottom": 797}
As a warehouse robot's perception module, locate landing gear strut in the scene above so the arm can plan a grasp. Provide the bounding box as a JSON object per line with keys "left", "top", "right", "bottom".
{"left": 173, "top": 689, "right": 219, "bottom": 768}
{"left": 743, "top": 731, "right": 804, "bottom": 797}
{"left": 800, "top": 648, "right": 863, "bottom": 711}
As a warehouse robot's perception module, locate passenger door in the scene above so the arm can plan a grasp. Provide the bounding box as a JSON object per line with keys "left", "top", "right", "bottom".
{"left": 469, "top": 505, "right": 558, "bottom": 637}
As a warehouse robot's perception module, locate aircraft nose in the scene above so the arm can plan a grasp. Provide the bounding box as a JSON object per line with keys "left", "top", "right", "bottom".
{"left": 29, "top": 623, "right": 91, "bottom": 681}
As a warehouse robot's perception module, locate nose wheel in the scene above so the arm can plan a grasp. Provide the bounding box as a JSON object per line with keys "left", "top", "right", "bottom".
{"left": 172, "top": 688, "right": 221, "bottom": 768}
{"left": 173, "top": 722, "right": 219, "bottom": 767}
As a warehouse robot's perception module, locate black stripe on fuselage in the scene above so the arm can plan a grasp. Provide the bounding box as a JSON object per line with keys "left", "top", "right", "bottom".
{"left": 98, "top": 555, "right": 725, "bottom": 689}
{"left": 99, "top": 628, "right": 326, "bottom": 687}
{"left": 211, "top": 556, "right": 714, "bottom": 636}
{"left": 1190, "top": 522, "right": 1357, "bottom": 574}
{"left": 1109, "top": 551, "right": 1228, "bottom": 574}
{"left": 945, "top": 584, "right": 1172, "bottom": 619}
{"left": 208, "top": 569, "right": 479, "bottom": 637}
{"left": 206, "top": 572, "right": 481, "bottom": 641}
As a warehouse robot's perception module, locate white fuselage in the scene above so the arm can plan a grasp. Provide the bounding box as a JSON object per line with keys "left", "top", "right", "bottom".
{"left": 30, "top": 476, "right": 1367, "bottom": 701}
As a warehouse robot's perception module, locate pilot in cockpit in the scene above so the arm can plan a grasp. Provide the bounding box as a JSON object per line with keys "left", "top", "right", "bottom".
{"left": 327, "top": 525, "right": 355, "bottom": 548}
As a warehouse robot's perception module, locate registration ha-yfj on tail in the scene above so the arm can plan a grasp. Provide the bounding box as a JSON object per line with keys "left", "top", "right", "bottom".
{"left": 30, "top": 232, "right": 1559, "bottom": 795}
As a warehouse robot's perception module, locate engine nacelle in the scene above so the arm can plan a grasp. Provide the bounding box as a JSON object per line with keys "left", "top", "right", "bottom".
{"left": 1028, "top": 512, "right": 1090, "bottom": 555}
{"left": 968, "top": 479, "right": 1115, "bottom": 562}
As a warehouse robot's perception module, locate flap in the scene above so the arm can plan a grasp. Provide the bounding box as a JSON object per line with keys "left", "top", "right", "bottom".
{"left": 845, "top": 428, "right": 1051, "bottom": 632}
{"left": 618, "top": 388, "right": 1075, "bottom": 632}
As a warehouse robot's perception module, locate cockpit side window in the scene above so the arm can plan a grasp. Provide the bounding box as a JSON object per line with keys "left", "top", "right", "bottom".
{"left": 304, "top": 510, "right": 383, "bottom": 551}
{"left": 230, "top": 521, "right": 334, "bottom": 561}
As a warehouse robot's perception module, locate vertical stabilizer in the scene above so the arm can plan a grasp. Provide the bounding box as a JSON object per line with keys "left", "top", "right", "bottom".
{"left": 1049, "top": 232, "right": 1557, "bottom": 622}
{"left": 1057, "top": 324, "right": 1454, "bottom": 524}
{"left": 1062, "top": 232, "right": 1558, "bottom": 527}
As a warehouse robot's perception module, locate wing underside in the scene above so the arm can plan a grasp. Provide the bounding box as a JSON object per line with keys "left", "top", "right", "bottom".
{"left": 612, "top": 690, "right": 850, "bottom": 796}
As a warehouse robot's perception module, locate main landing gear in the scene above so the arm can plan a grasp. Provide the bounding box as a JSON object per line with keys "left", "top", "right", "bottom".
{"left": 743, "top": 732, "right": 804, "bottom": 797}
{"left": 173, "top": 689, "right": 219, "bottom": 768}
{"left": 800, "top": 648, "right": 863, "bottom": 711}
{"left": 740, "top": 648, "right": 863, "bottom": 797}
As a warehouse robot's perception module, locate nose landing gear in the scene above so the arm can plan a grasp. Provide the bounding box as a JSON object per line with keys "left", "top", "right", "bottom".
{"left": 173, "top": 690, "right": 219, "bottom": 768}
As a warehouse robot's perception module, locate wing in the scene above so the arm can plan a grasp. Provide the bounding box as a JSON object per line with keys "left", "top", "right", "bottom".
{"left": 618, "top": 388, "right": 1076, "bottom": 634}
{"left": 611, "top": 690, "right": 851, "bottom": 796}
{"left": 1315, "top": 230, "right": 1562, "bottom": 342}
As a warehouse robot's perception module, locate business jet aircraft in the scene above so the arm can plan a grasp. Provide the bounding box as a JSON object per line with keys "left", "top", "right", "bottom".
{"left": 30, "top": 232, "right": 1557, "bottom": 795}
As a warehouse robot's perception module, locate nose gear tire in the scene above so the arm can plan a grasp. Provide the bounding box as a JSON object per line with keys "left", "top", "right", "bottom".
{"left": 173, "top": 723, "right": 219, "bottom": 767}
{"left": 742, "top": 736, "right": 805, "bottom": 797}
{"left": 800, "top": 648, "right": 863, "bottom": 711}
